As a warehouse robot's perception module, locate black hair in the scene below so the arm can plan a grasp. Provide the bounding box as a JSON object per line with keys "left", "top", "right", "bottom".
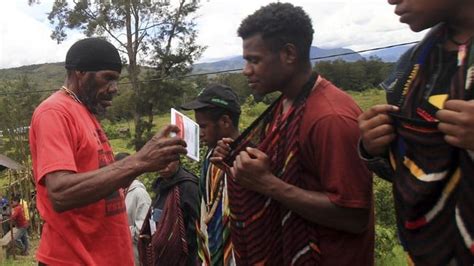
{"left": 197, "top": 107, "right": 240, "bottom": 128}
{"left": 12, "top": 194, "right": 21, "bottom": 202}
{"left": 237, "top": 2, "right": 314, "bottom": 64}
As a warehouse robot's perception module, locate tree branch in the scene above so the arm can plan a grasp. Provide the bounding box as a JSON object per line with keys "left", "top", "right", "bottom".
{"left": 73, "top": 1, "right": 127, "bottom": 50}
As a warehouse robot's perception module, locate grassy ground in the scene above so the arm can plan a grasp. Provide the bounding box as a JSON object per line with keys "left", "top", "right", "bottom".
{"left": 376, "top": 246, "right": 407, "bottom": 266}
{"left": 3, "top": 237, "right": 407, "bottom": 266}
{"left": 1, "top": 234, "right": 39, "bottom": 265}
{"left": 348, "top": 88, "right": 386, "bottom": 111}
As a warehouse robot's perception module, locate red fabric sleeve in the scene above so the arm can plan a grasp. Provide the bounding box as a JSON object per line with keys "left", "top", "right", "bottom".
{"left": 11, "top": 206, "right": 19, "bottom": 221}
{"left": 33, "top": 109, "right": 78, "bottom": 184}
{"left": 309, "top": 114, "right": 372, "bottom": 209}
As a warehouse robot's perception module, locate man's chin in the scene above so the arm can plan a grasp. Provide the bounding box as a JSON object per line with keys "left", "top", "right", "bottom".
{"left": 96, "top": 106, "right": 107, "bottom": 116}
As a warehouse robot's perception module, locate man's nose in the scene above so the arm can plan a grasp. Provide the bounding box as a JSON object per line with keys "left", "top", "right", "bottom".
{"left": 108, "top": 81, "right": 118, "bottom": 94}
{"left": 243, "top": 62, "right": 252, "bottom": 77}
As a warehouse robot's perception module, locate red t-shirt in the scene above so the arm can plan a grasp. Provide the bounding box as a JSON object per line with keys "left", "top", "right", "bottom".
{"left": 11, "top": 205, "right": 28, "bottom": 228}
{"left": 299, "top": 78, "right": 374, "bottom": 265}
{"left": 29, "top": 91, "right": 134, "bottom": 265}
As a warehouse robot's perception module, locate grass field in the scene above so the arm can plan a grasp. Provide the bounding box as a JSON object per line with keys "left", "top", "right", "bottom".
{"left": 1, "top": 235, "right": 39, "bottom": 265}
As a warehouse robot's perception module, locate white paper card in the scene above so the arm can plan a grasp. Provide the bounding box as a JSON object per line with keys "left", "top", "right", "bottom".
{"left": 149, "top": 218, "right": 156, "bottom": 235}
{"left": 170, "top": 108, "right": 200, "bottom": 161}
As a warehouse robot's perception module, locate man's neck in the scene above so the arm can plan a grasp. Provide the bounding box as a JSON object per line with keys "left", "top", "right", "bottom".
{"left": 280, "top": 66, "right": 313, "bottom": 112}
{"left": 280, "top": 66, "right": 313, "bottom": 102}
{"left": 64, "top": 79, "right": 80, "bottom": 94}
{"left": 448, "top": 4, "right": 474, "bottom": 43}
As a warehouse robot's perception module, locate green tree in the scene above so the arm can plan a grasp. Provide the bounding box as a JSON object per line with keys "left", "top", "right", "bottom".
{"left": 314, "top": 58, "right": 394, "bottom": 91}
{"left": 0, "top": 76, "right": 41, "bottom": 162}
{"left": 45, "top": 0, "right": 204, "bottom": 150}
{"left": 214, "top": 73, "right": 251, "bottom": 101}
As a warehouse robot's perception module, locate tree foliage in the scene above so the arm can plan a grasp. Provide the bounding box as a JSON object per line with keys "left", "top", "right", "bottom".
{"left": 46, "top": 0, "right": 205, "bottom": 150}
{"left": 0, "top": 76, "right": 42, "bottom": 162}
{"left": 314, "top": 57, "right": 394, "bottom": 91}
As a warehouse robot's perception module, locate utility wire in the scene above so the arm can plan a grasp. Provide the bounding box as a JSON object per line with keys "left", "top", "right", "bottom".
{"left": 0, "top": 41, "right": 418, "bottom": 96}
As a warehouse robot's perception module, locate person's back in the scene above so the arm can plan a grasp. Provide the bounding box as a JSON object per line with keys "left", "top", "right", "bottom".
{"left": 115, "top": 152, "right": 152, "bottom": 266}
{"left": 125, "top": 179, "right": 151, "bottom": 265}
{"left": 11, "top": 204, "right": 28, "bottom": 229}
{"left": 11, "top": 196, "right": 29, "bottom": 255}
{"left": 139, "top": 161, "right": 200, "bottom": 265}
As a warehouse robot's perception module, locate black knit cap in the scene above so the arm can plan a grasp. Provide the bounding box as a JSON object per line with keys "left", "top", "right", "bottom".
{"left": 181, "top": 84, "right": 241, "bottom": 114}
{"left": 65, "top": 38, "right": 122, "bottom": 73}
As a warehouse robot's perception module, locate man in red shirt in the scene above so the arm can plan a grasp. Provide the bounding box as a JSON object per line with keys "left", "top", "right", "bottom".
{"left": 11, "top": 195, "right": 29, "bottom": 256}
{"left": 212, "top": 3, "right": 374, "bottom": 265}
{"left": 29, "top": 38, "right": 187, "bottom": 265}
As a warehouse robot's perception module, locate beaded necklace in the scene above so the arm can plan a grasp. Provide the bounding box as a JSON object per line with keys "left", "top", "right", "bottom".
{"left": 203, "top": 165, "right": 225, "bottom": 224}
{"left": 61, "top": 86, "right": 82, "bottom": 104}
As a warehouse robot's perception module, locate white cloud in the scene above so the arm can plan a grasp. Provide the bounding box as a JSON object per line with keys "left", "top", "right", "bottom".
{"left": 0, "top": 0, "right": 426, "bottom": 69}
{"left": 0, "top": 0, "right": 81, "bottom": 69}
{"left": 194, "top": 0, "right": 426, "bottom": 61}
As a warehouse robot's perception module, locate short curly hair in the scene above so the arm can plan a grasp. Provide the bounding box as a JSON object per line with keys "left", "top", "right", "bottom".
{"left": 237, "top": 3, "right": 314, "bottom": 63}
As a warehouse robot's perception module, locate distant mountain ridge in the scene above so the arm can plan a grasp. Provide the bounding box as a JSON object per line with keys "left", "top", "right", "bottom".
{"left": 192, "top": 46, "right": 365, "bottom": 74}
{"left": 364, "top": 44, "right": 414, "bottom": 62}
{"left": 0, "top": 44, "right": 408, "bottom": 91}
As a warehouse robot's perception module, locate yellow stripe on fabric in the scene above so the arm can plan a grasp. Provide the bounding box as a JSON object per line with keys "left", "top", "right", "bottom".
{"left": 428, "top": 94, "right": 449, "bottom": 109}
{"left": 223, "top": 243, "right": 234, "bottom": 266}
{"left": 404, "top": 156, "right": 426, "bottom": 178}
{"left": 248, "top": 198, "right": 272, "bottom": 224}
{"left": 444, "top": 168, "right": 461, "bottom": 195}
{"left": 281, "top": 151, "right": 294, "bottom": 173}
{"left": 402, "top": 64, "right": 420, "bottom": 96}
{"left": 407, "top": 253, "right": 415, "bottom": 266}
{"left": 403, "top": 156, "right": 448, "bottom": 182}
{"left": 389, "top": 150, "right": 396, "bottom": 170}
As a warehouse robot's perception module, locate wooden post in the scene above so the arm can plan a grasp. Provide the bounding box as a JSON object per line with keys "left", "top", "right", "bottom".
{"left": 8, "top": 171, "right": 15, "bottom": 260}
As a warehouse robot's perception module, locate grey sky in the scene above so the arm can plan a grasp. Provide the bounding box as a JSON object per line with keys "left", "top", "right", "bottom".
{"left": 0, "top": 0, "right": 425, "bottom": 69}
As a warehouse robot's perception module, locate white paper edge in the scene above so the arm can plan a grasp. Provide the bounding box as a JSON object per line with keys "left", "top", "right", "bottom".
{"left": 170, "top": 108, "right": 200, "bottom": 161}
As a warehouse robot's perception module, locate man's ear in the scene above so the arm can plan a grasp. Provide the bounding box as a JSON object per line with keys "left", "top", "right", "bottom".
{"left": 219, "top": 114, "right": 232, "bottom": 129}
{"left": 75, "top": 70, "right": 87, "bottom": 79}
{"left": 280, "top": 43, "right": 298, "bottom": 65}
{"left": 72, "top": 71, "right": 88, "bottom": 86}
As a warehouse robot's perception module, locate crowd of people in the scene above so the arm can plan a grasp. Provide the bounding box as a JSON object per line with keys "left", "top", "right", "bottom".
{"left": 18, "top": 0, "right": 474, "bottom": 265}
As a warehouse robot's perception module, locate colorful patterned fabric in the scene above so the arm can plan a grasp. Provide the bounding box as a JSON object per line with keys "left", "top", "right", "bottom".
{"left": 197, "top": 151, "right": 235, "bottom": 265}
{"left": 224, "top": 74, "right": 320, "bottom": 265}
{"left": 382, "top": 24, "right": 474, "bottom": 265}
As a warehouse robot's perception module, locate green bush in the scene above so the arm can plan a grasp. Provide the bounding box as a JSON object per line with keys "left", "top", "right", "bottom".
{"left": 374, "top": 177, "right": 399, "bottom": 260}
{"left": 102, "top": 119, "right": 132, "bottom": 140}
